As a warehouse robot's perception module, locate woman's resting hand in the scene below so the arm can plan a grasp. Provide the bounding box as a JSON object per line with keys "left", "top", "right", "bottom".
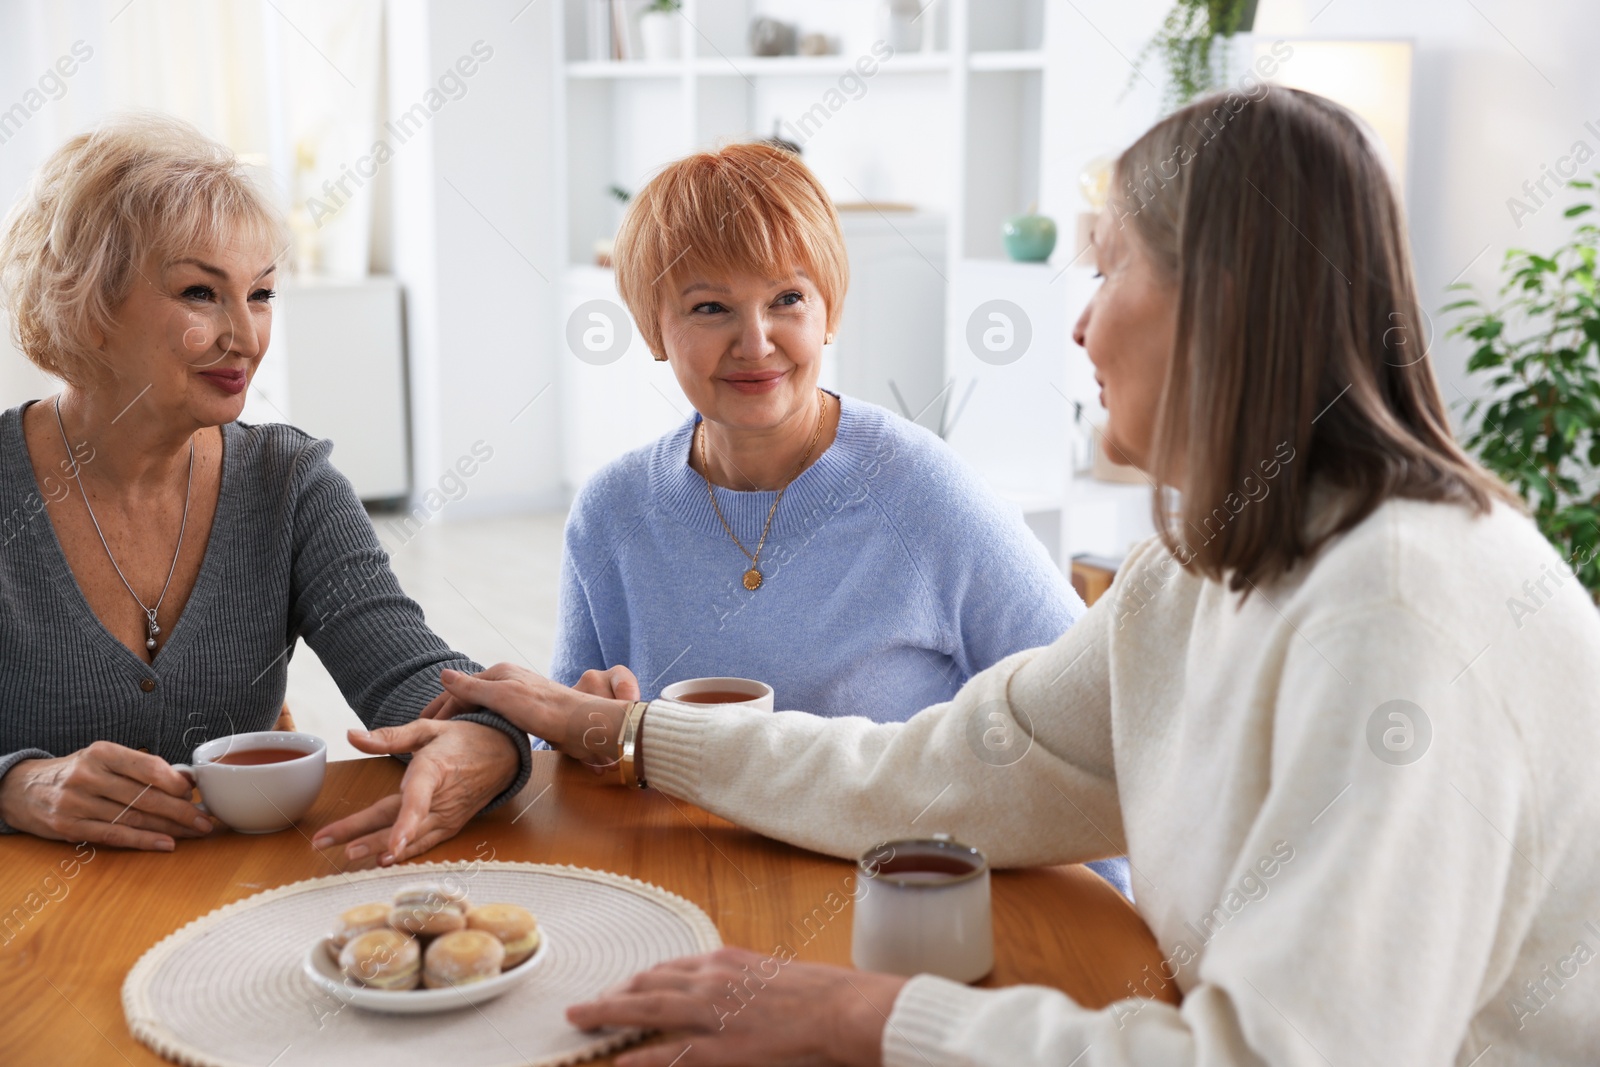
{"left": 310, "top": 718, "right": 519, "bottom": 866}
{"left": 573, "top": 664, "right": 642, "bottom": 701}
{"left": 0, "top": 741, "right": 215, "bottom": 850}
{"left": 567, "top": 947, "right": 905, "bottom": 1067}
{"left": 566, "top": 666, "right": 641, "bottom": 775}
{"left": 421, "top": 663, "right": 633, "bottom": 772}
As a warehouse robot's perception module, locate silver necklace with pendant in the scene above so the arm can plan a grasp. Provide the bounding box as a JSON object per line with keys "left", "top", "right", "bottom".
{"left": 53, "top": 396, "right": 194, "bottom": 653}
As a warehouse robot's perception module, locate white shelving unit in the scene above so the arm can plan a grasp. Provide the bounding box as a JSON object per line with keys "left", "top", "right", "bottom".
{"left": 967, "top": 49, "right": 1046, "bottom": 72}
{"left": 550, "top": 0, "right": 1081, "bottom": 538}
{"left": 567, "top": 54, "right": 957, "bottom": 78}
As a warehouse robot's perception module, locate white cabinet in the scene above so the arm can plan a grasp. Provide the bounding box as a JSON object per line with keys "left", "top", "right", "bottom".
{"left": 1062, "top": 478, "right": 1157, "bottom": 561}
{"left": 943, "top": 258, "right": 1071, "bottom": 497}
{"left": 275, "top": 277, "right": 410, "bottom": 502}
{"left": 829, "top": 211, "right": 947, "bottom": 433}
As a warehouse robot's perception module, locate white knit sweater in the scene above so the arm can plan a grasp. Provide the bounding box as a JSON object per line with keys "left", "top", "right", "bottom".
{"left": 642, "top": 495, "right": 1600, "bottom": 1065}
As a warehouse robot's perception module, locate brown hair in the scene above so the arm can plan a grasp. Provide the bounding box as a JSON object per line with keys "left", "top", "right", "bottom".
{"left": 1109, "top": 87, "right": 1517, "bottom": 591}
{"left": 0, "top": 112, "right": 285, "bottom": 388}
{"left": 613, "top": 142, "right": 848, "bottom": 358}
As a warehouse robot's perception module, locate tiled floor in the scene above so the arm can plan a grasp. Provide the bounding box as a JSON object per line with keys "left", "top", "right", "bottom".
{"left": 286, "top": 511, "right": 567, "bottom": 760}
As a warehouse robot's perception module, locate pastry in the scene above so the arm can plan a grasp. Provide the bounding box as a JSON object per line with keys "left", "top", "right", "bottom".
{"left": 425, "top": 882, "right": 470, "bottom": 909}
{"left": 339, "top": 929, "right": 421, "bottom": 991}
{"left": 326, "top": 902, "right": 393, "bottom": 962}
{"left": 465, "top": 903, "right": 541, "bottom": 967}
{"left": 390, "top": 884, "right": 468, "bottom": 937}
{"left": 423, "top": 929, "right": 506, "bottom": 989}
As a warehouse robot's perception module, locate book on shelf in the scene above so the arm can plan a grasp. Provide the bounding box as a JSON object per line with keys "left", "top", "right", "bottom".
{"left": 611, "top": 0, "right": 634, "bottom": 61}
{"left": 585, "top": 0, "right": 611, "bottom": 62}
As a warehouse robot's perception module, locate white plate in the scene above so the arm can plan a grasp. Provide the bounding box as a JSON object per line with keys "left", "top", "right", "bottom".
{"left": 302, "top": 931, "right": 548, "bottom": 1015}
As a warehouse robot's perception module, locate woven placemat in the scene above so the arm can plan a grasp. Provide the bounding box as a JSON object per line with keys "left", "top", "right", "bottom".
{"left": 123, "top": 861, "right": 722, "bottom": 1067}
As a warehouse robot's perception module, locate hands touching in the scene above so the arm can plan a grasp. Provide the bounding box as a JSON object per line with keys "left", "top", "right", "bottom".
{"left": 312, "top": 660, "right": 639, "bottom": 866}
{"left": 2, "top": 663, "right": 639, "bottom": 868}
{"left": 311, "top": 717, "right": 520, "bottom": 867}
{"left": 569, "top": 665, "right": 642, "bottom": 775}
{"left": 0, "top": 665, "right": 612, "bottom": 862}
{"left": 571, "top": 664, "right": 642, "bottom": 702}
{"left": 420, "top": 662, "right": 638, "bottom": 772}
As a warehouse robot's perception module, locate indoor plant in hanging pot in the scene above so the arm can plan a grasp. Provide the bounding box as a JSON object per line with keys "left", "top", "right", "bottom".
{"left": 1446, "top": 174, "right": 1600, "bottom": 603}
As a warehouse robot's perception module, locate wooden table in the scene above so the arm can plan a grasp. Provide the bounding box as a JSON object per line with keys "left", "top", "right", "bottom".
{"left": 0, "top": 754, "right": 1177, "bottom": 1065}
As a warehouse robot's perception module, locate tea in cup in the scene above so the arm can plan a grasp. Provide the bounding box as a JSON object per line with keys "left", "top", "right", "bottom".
{"left": 851, "top": 835, "right": 993, "bottom": 982}
{"left": 659, "top": 677, "right": 774, "bottom": 712}
{"left": 172, "top": 731, "right": 327, "bottom": 834}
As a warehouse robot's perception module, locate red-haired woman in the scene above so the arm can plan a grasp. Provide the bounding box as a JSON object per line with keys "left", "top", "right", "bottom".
{"left": 542, "top": 143, "right": 1125, "bottom": 895}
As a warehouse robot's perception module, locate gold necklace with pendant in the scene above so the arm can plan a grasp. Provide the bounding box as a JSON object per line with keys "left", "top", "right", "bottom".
{"left": 698, "top": 391, "right": 828, "bottom": 591}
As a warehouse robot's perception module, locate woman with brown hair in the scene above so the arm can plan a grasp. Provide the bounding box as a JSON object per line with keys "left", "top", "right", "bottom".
{"left": 419, "top": 88, "right": 1600, "bottom": 1064}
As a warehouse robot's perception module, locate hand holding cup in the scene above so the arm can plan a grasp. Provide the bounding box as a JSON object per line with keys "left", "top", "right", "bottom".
{"left": 0, "top": 740, "right": 212, "bottom": 851}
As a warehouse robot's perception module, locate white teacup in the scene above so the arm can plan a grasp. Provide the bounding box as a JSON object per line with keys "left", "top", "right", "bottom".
{"left": 172, "top": 731, "right": 327, "bottom": 834}
{"left": 851, "top": 835, "right": 994, "bottom": 983}
{"left": 659, "top": 677, "right": 774, "bottom": 712}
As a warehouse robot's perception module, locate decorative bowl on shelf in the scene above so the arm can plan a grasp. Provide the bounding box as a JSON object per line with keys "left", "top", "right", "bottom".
{"left": 749, "top": 17, "right": 798, "bottom": 56}
{"left": 799, "top": 33, "right": 836, "bottom": 56}
{"left": 1002, "top": 209, "right": 1057, "bottom": 263}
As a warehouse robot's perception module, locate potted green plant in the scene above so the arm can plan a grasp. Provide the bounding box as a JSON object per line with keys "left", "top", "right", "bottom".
{"left": 1131, "top": 0, "right": 1259, "bottom": 110}
{"left": 1446, "top": 175, "right": 1600, "bottom": 601}
{"left": 638, "top": 0, "right": 682, "bottom": 61}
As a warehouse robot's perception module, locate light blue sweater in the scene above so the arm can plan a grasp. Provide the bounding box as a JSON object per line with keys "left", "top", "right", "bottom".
{"left": 553, "top": 394, "right": 1130, "bottom": 894}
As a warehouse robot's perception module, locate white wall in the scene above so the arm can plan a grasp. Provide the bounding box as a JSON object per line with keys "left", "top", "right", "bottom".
{"left": 0, "top": 1, "right": 192, "bottom": 410}
{"left": 1043, "top": 0, "right": 1600, "bottom": 425}
{"left": 1257, "top": 0, "right": 1600, "bottom": 412}
{"left": 382, "top": 0, "right": 564, "bottom": 522}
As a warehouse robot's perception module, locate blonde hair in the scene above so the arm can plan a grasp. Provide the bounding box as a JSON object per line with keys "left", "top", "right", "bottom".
{"left": 613, "top": 142, "right": 848, "bottom": 357}
{"left": 0, "top": 112, "right": 286, "bottom": 387}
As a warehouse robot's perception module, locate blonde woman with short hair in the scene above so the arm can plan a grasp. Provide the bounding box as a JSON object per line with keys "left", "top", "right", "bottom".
{"left": 0, "top": 114, "right": 530, "bottom": 861}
